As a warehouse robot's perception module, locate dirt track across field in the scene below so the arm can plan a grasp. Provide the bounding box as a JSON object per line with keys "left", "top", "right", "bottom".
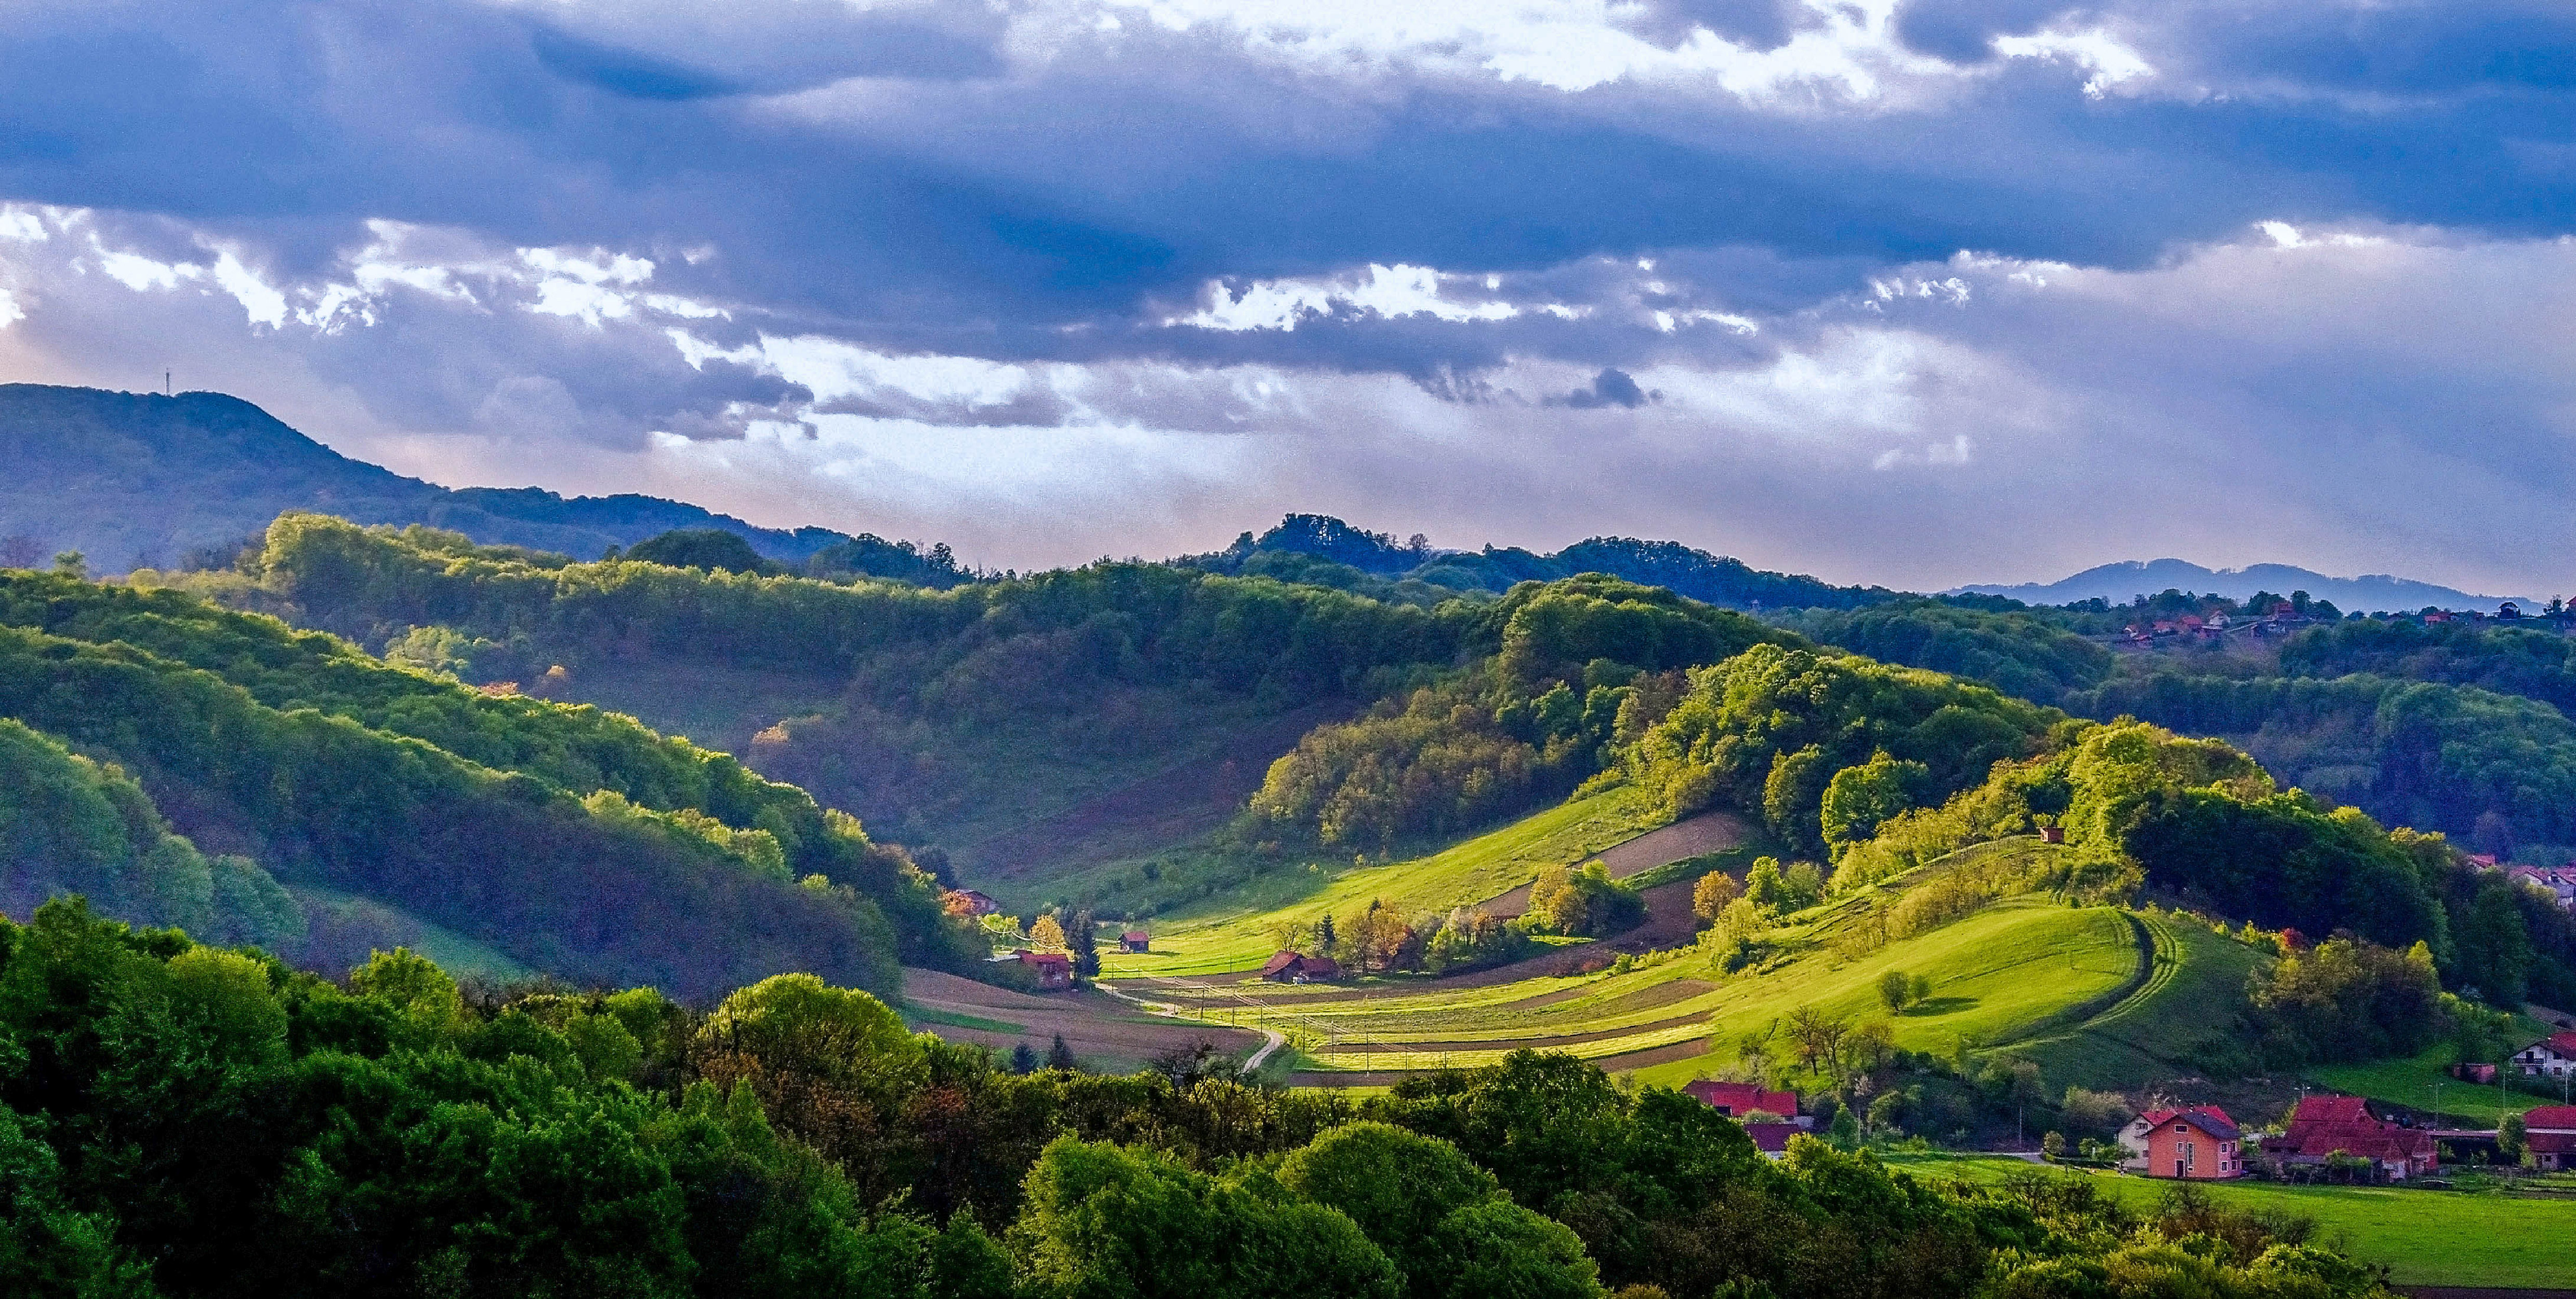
{"left": 902, "top": 966, "right": 1264, "bottom": 1069}
{"left": 1484, "top": 811, "right": 1747, "bottom": 917}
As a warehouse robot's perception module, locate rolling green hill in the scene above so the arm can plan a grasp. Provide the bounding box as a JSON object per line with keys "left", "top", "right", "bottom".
{"left": 0, "top": 568, "right": 983, "bottom": 998}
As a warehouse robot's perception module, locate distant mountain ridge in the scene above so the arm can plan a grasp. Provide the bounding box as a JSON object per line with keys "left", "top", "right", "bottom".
{"left": 0, "top": 384, "right": 852, "bottom": 570}
{"left": 1952, "top": 559, "right": 2538, "bottom": 614}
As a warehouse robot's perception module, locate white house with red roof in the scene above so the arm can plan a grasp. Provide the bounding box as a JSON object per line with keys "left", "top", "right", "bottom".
{"left": 2505, "top": 865, "right": 2576, "bottom": 911}
{"left": 2512, "top": 1031, "right": 2576, "bottom": 1078}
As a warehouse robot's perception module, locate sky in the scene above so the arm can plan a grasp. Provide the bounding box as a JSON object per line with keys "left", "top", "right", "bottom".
{"left": 0, "top": 0, "right": 2570, "bottom": 592}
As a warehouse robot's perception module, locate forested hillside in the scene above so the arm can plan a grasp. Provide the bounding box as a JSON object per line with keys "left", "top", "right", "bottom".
{"left": 147, "top": 513, "right": 1484, "bottom": 875}
{"left": 0, "top": 567, "right": 977, "bottom": 997}
{"left": 1780, "top": 599, "right": 2576, "bottom": 861}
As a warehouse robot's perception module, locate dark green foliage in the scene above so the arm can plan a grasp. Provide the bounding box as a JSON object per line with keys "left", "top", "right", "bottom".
{"left": 0, "top": 718, "right": 301, "bottom": 949}
{"left": 0, "top": 621, "right": 918, "bottom": 998}
{"left": 625, "top": 528, "right": 783, "bottom": 575}
{"left": 1777, "top": 602, "right": 2116, "bottom": 703}
{"left": 2122, "top": 789, "right": 2447, "bottom": 949}
{"left": 0, "top": 907, "right": 2386, "bottom": 1299}
{"left": 2281, "top": 617, "right": 2576, "bottom": 714}
{"left": 805, "top": 534, "right": 973, "bottom": 589}
{"left": 1011, "top": 1136, "right": 1402, "bottom": 1299}
{"left": 2248, "top": 936, "right": 2446, "bottom": 1065}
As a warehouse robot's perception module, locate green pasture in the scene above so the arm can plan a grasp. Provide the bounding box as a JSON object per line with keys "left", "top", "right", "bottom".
{"left": 2308, "top": 1030, "right": 2568, "bottom": 1126}
{"left": 1882, "top": 1155, "right": 2576, "bottom": 1289}
{"left": 1141, "top": 895, "right": 2148, "bottom": 1077}
{"left": 1101, "top": 785, "right": 1667, "bottom": 977}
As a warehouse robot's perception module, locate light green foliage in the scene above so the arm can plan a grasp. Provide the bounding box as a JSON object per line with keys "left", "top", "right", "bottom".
{"left": 1529, "top": 861, "right": 1644, "bottom": 937}
{"left": 1818, "top": 752, "right": 1925, "bottom": 854}
{"left": 698, "top": 973, "right": 927, "bottom": 1107}
{"left": 1278, "top": 1122, "right": 1510, "bottom": 1297}
{"left": 1012, "top": 1136, "right": 1400, "bottom": 1299}
{"left": 349, "top": 947, "right": 471, "bottom": 1042}
{"left": 1621, "top": 644, "right": 2052, "bottom": 844}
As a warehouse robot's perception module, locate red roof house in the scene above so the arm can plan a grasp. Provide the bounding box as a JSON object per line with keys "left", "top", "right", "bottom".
{"left": 1022, "top": 950, "right": 1073, "bottom": 991}
{"left": 1119, "top": 931, "right": 1152, "bottom": 953}
{"left": 1258, "top": 951, "right": 1341, "bottom": 983}
{"left": 1742, "top": 1122, "right": 1804, "bottom": 1157}
{"left": 2523, "top": 1105, "right": 2576, "bottom": 1172}
{"left": 2264, "top": 1096, "right": 2435, "bottom": 1179}
{"left": 1683, "top": 1080, "right": 1802, "bottom": 1122}
{"left": 2512, "top": 1031, "right": 2576, "bottom": 1078}
{"left": 2119, "top": 1107, "right": 2244, "bottom": 1179}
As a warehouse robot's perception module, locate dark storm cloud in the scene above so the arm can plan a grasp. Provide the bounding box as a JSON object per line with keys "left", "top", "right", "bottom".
{"left": 3, "top": 0, "right": 2575, "bottom": 591}
{"left": 3, "top": 0, "right": 2572, "bottom": 380}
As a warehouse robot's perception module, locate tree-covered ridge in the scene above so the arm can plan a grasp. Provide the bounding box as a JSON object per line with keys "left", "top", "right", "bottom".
{"left": 0, "top": 719, "right": 301, "bottom": 952}
{"left": 1, "top": 570, "right": 857, "bottom": 838}
{"left": 1249, "top": 576, "right": 1793, "bottom": 849}
{"left": 1185, "top": 513, "right": 1902, "bottom": 610}
{"left": 1622, "top": 643, "right": 2063, "bottom": 857}
{"left": 1824, "top": 717, "right": 2576, "bottom": 1011}
{"left": 151, "top": 514, "right": 1498, "bottom": 853}
{"left": 0, "top": 900, "right": 2388, "bottom": 1299}
{"left": 0, "top": 592, "right": 979, "bottom": 995}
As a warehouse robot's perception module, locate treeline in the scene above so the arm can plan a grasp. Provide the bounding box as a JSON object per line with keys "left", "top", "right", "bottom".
{"left": 0, "top": 571, "right": 983, "bottom": 996}
{"left": 153, "top": 514, "right": 1483, "bottom": 846}
{"left": 1779, "top": 598, "right": 2576, "bottom": 857}
{"left": 0, "top": 902, "right": 2385, "bottom": 1299}
{"left": 1185, "top": 513, "right": 1903, "bottom": 610}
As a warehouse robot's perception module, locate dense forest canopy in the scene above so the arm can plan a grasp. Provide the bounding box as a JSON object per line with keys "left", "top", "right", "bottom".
{"left": 0, "top": 900, "right": 2389, "bottom": 1299}
{"left": 0, "top": 567, "right": 981, "bottom": 997}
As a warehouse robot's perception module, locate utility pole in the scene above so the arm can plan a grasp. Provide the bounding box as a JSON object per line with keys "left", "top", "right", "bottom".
{"left": 2429, "top": 1081, "right": 2443, "bottom": 1131}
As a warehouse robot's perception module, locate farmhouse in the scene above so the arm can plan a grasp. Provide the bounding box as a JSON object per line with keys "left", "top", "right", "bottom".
{"left": 2522, "top": 1105, "right": 2576, "bottom": 1172}
{"left": 2505, "top": 865, "right": 2576, "bottom": 911}
{"left": 944, "top": 889, "right": 1000, "bottom": 917}
{"left": 1683, "top": 1080, "right": 1804, "bottom": 1124}
{"left": 1119, "top": 931, "right": 1152, "bottom": 953}
{"left": 2263, "top": 1095, "right": 2436, "bottom": 1180}
{"left": 1742, "top": 1122, "right": 1803, "bottom": 1158}
{"left": 2511, "top": 1031, "right": 2576, "bottom": 1078}
{"left": 2118, "top": 1107, "right": 2245, "bottom": 1179}
{"left": 1259, "top": 950, "right": 1341, "bottom": 983}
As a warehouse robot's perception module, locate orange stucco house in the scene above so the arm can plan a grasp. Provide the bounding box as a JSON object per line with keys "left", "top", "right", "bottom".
{"left": 2118, "top": 1106, "right": 2245, "bottom": 1179}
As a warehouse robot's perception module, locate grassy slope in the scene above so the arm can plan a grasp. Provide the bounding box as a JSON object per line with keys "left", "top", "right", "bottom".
{"left": 1881, "top": 1154, "right": 2576, "bottom": 1289}
{"left": 1102, "top": 785, "right": 1668, "bottom": 977}
{"left": 2012, "top": 912, "right": 2267, "bottom": 1090}
{"left": 2307, "top": 1029, "right": 2566, "bottom": 1126}
{"left": 1117, "top": 836, "right": 2273, "bottom": 1091}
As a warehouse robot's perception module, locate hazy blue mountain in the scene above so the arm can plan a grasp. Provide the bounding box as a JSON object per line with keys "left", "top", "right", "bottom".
{"left": 1953, "top": 558, "right": 2538, "bottom": 613}
{"left": 0, "top": 384, "right": 852, "bottom": 571}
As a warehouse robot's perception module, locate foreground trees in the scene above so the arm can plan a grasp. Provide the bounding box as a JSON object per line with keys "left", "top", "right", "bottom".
{"left": 0, "top": 900, "right": 2390, "bottom": 1299}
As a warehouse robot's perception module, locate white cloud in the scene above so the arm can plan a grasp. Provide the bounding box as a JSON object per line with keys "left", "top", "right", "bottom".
{"left": 210, "top": 250, "right": 288, "bottom": 328}
{"left": 1178, "top": 263, "right": 1523, "bottom": 330}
